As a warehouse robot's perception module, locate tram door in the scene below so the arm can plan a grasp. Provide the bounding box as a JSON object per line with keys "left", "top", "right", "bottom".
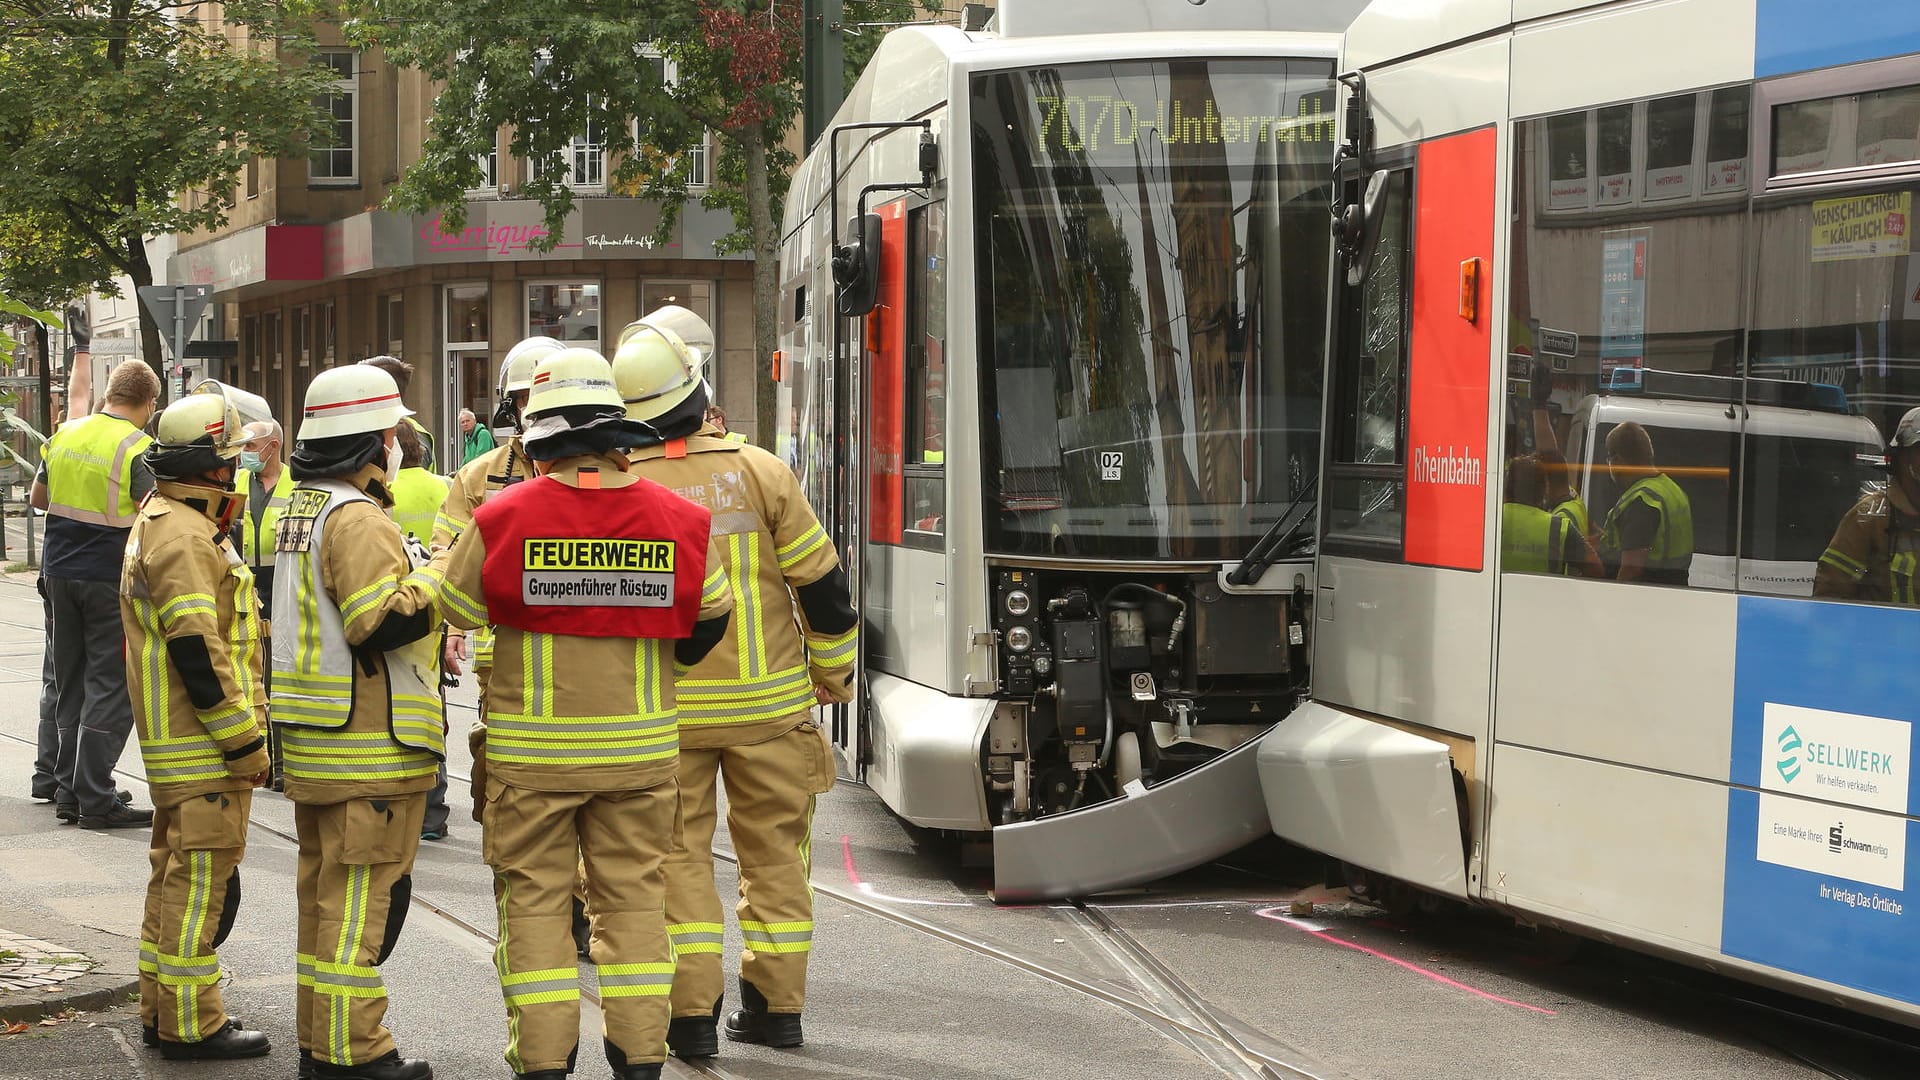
{"left": 1318, "top": 122, "right": 1501, "bottom": 776}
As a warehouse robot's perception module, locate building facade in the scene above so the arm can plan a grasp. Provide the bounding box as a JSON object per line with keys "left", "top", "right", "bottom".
{"left": 168, "top": 40, "right": 757, "bottom": 457}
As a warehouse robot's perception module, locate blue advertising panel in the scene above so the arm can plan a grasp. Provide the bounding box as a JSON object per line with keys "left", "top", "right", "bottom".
{"left": 1724, "top": 596, "right": 1920, "bottom": 1005}
{"left": 1756, "top": 0, "right": 1920, "bottom": 79}
{"left": 1598, "top": 230, "right": 1648, "bottom": 391}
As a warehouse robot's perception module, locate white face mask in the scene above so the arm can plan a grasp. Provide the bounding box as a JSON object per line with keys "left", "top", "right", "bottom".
{"left": 385, "top": 439, "right": 404, "bottom": 485}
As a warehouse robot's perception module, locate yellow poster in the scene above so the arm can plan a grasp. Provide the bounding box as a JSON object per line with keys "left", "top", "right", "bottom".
{"left": 1811, "top": 192, "right": 1911, "bottom": 262}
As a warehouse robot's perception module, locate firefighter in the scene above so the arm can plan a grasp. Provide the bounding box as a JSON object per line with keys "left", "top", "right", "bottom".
{"left": 271, "top": 365, "right": 448, "bottom": 1080}
{"left": 434, "top": 336, "right": 563, "bottom": 790}
{"left": 613, "top": 307, "right": 858, "bottom": 1056}
{"left": 121, "top": 390, "right": 272, "bottom": 1061}
{"left": 436, "top": 347, "right": 733, "bottom": 1080}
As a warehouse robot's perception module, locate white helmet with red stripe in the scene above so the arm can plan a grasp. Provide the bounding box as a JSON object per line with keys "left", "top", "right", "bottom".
{"left": 297, "top": 365, "right": 413, "bottom": 441}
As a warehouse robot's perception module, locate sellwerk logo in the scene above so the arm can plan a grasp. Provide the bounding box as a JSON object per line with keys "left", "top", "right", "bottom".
{"left": 1777, "top": 725, "right": 1804, "bottom": 783}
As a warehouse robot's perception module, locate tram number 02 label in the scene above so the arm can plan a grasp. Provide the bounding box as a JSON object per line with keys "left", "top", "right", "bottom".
{"left": 1099, "top": 451, "right": 1124, "bottom": 481}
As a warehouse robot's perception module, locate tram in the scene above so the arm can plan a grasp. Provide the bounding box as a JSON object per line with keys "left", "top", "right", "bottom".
{"left": 776, "top": 0, "right": 1367, "bottom": 897}
{"left": 1260, "top": 0, "right": 1920, "bottom": 1027}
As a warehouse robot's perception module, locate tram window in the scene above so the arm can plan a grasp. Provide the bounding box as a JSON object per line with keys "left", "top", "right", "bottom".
{"left": 1748, "top": 182, "right": 1920, "bottom": 603}
{"left": 904, "top": 202, "right": 945, "bottom": 546}
{"left": 1324, "top": 168, "right": 1410, "bottom": 555}
{"left": 1505, "top": 101, "right": 1748, "bottom": 588}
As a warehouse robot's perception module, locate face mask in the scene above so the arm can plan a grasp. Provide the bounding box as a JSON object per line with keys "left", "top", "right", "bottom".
{"left": 238, "top": 450, "right": 265, "bottom": 474}
{"left": 385, "top": 440, "right": 404, "bottom": 485}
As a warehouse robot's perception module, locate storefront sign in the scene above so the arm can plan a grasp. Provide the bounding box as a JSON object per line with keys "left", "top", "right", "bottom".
{"left": 168, "top": 225, "right": 325, "bottom": 293}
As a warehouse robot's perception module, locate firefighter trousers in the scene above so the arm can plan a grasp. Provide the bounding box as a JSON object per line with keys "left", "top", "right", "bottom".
{"left": 293, "top": 793, "right": 426, "bottom": 1068}
{"left": 139, "top": 790, "right": 251, "bottom": 1043}
{"left": 485, "top": 780, "right": 678, "bottom": 1074}
{"left": 664, "top": 718, "right": 834, "bottom": 1018}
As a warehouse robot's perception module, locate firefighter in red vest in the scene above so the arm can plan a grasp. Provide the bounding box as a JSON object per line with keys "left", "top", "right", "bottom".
{"left": 436, "top": 347, "right": 733, "bottom": 1080}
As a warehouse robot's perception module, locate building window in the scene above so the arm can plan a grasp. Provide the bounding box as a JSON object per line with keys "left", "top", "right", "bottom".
{"left": 244, "top": 157, "right": 259, "bottom": 200}
{"left": 1538, "top": 89, "right": 1750, "bottom": 214}
{"left": 315, "top": 299, "right": 336, "bottom": 364}
{"left": 310, "top": 50, "right": 358, "bottom": 185}
{"left": 528, "top": 282, "right": 601, "bottom": 349}
{"left": 292, "top": 305, "right": 311, "bottom": 367}
{"left": 378, "top": 293, "right": 405, "bottom": 356}
{"left": 446, "top": 284, "right": 489, "bottom": 346}
{"left": 471, "top": 143, "right": 499, "bottom": 194}
{"left": 263, "top": 309, "right": 284, "bottom": 420}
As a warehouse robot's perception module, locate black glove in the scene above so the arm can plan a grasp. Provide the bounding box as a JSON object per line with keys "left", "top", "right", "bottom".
{"left": 1530, "top": 360, "right": 1554, "bottom": 408}
{"left": 64, "top": 305, "right": 90, "bottom": 351}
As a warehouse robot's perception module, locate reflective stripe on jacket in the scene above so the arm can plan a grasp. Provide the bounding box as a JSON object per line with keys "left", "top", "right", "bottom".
{"left": 45, "top": 412, "right": 153, "bottom": 527}
{"left": 239, "top": 468, "right": 295, "bottom": 569}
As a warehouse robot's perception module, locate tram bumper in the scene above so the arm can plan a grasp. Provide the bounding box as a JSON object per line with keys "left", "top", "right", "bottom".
{"left": 991, "top": 732, "right": 1272, "bottom": 902}
{"left": 1255, "top": 701, "right": 1469, "bottom": 899}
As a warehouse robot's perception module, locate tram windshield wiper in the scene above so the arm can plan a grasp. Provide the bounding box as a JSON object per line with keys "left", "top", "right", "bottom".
{"left": 1224, "top": 475, "right": 1317, "bottom": 587}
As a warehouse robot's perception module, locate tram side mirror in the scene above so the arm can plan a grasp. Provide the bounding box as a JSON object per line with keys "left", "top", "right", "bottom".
{"left": 832, "top": 212, "right": 882, "bottom": 317}
{"left": 1340, "top": 169, "right": 1393, "bottom": 288}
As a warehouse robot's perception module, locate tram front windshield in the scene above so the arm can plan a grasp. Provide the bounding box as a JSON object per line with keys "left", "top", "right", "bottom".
{"left": 972, "top": 59, "right": 1335, "bottom": 560}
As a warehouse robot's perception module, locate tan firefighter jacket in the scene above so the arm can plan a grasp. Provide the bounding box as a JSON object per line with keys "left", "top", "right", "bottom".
{"left": 629, "top": 427, "right": 857, "bottom": 750}
{"left": 270, "top": 463, "right": 450, "bottom": 804}
{"left": 433, "top": 437, "right": 536, "bottom": 671}
{"left": 438, "top": 453, "right": 733, "bottom": 793}
{"left": 120, "top": 481, "right": 270, "bottom": 807}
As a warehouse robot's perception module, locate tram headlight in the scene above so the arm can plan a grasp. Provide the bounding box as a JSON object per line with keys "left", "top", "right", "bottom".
{"left": 1005, "top": 625, "right": 1033, "bottom": 653}
{"left": 1006, "top": 590, "right": 1031, "bottom": 616}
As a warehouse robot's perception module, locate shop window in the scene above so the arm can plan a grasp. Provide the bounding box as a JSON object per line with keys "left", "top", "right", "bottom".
{"left": 377, "top": 293, "right": 405, "bottom": 356}
{"left": 528, "top": 282, "right": 600, "bottom": 349}
{"left": 446, "top": 284, "right": 488, "bottom": 346}
{"left": 315, "top": 299, "right": 336, "bottom": 364}
{"left": 1538, "top": 89, "right": 1749, "bottom": 213}
{"left": 310, "top": 50, "right": 358, "bottom": 185}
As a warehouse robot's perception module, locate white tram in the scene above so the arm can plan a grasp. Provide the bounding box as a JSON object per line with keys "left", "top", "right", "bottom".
{"left": 776, "top": 0, "right": 1367, "bottom": 897}
{"left": 1262, "top": 0, "right": 1920, "bottom": 1027}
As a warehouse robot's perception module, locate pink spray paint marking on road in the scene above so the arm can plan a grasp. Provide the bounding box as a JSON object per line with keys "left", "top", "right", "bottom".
{"left": 1254, "top": 906, "right": 1557, "bottom": 1016}
{"left": 839, "top": 834, "right": 975, "bottom": 908}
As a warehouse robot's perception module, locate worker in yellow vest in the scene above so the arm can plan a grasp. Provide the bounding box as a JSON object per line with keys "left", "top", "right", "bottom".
{"left": 614, "top": 307, "right": 858, "bottom": 1057}
{"left": 33, "top": 359, "right": 161, "bottom": 829}
{"left": 437, "top": 347, "right": 733, "bottom": 1080}
{"left": 271, "top": 365, "right": 449, "bottom": 1080}
{"left": 121, "top": 389, "right": 272, "bottom": 1062}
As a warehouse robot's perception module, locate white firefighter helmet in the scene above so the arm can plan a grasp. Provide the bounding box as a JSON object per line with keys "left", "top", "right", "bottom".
{"left": 525, "top": 348, "right": 622, "bottom": 419}
{"left": 192, "top": 379, "right": 274, "bottom": 429}
{"left": 298, "top": 365, "right": 413, "bottom": 441}
{"left": 157, "top": 389, "right": 246, "bottom": 460}
{"left": 500, "top": 335, "right": 567, "bottom": 397}
{"left": 612, "top": 305, "right": 714, "bottom": 422}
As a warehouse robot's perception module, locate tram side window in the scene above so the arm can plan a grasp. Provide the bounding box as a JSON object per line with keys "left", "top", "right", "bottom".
{"left": 1747, "top": 182, "right": 1920, "bottom": 602}
{"left": 903, "top": 202, "right": 946, "bottom": 546}
{"left": 1503, "top": 93, "right": 1748, "bottom": 588}
{"left": 1323, "top": 168, "right": 1411, "bottom": 556}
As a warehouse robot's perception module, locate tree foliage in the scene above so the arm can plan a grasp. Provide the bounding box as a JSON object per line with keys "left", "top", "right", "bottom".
{"left": 0, "top": 0, "right": 335, "bottom": 371}
{"left": 344, "top": 0, "right": 923, "bottom": 438}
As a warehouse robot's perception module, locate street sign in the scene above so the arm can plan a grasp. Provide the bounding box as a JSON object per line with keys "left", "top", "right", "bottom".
{"left": 184, "top": 339, "right": 238, "bottom": 360}
{"left": 136, "top": 284, "right": 213, "bottom": 361}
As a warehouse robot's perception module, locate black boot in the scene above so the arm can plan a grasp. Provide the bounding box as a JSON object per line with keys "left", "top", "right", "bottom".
{"left": 724, "top": 979, "right": 802, "bottom": 1048}
{"left": 513, "top": 1072, "right": 569, "bottom": 1080}
{"left": 156, "top": 1020, "right": 271, "bottom": 1060}
{"left": 605, "top": 1036, "right": 664, "bottom": 1079}
{"left": 667, "top": 999, "right": 722, "bottom": 1059}
{"left": 141, "top": 1024, "right": 158, "bottom": 1048}
{"left": 301, "top": 1048, "right": 316, "bottom": 1080}
{"left": 310, "top": 1050, "right": 433, "bottom": 1080}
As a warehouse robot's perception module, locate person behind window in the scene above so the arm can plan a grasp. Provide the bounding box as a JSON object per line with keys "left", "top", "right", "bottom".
{"left": 1599, "top": 421, "right": 1694, "bottom": 586}
{"left": 1500, "top": 454, "right": 1598, "bottom": 577}
{"left": 1815, "top": 407, "right": 1920, "bottom": 604}
{"left": 459, "top": 408, "right": 495, "bottom": 465}
{"left": 1538, "top": 448, "right": 1603, "bottom": 577}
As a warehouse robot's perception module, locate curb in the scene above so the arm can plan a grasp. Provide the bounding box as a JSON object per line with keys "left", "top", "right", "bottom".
{"left": 0, "top": 972, "right": 139, "bottom": 1025}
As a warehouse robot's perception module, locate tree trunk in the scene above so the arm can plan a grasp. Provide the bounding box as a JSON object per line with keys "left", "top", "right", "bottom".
{"left": 741, "top": 121, "right": 780, "bottom": 449}
{"left": 127, "top": 228, "right": 166, "bottom": 393}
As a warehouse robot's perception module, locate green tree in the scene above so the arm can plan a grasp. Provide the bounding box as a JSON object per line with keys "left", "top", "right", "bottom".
{"left": 344, "top": 0, "right": 919, "bottom": 441}
{"left": 0, "top": 0, "right": 334, "bottom": 376}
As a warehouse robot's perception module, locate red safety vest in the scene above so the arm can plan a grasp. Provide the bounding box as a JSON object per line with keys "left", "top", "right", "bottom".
{"left": 474, "top": 473, "right": 712, "bottom": 639}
